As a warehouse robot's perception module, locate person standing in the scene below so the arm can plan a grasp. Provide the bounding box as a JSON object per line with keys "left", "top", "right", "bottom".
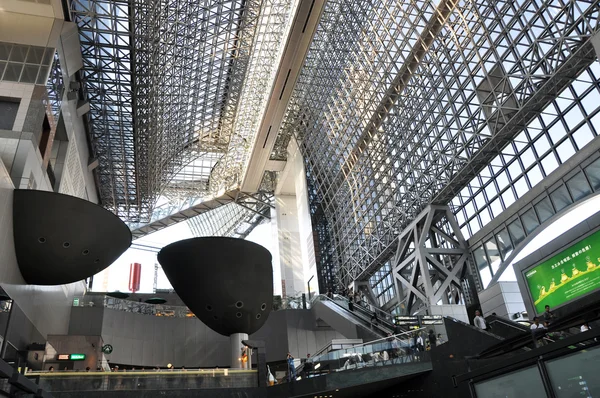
{"left": 581, "top": 323, "right": 592, "bottom": 332}
{"left": 428, "top": 330, "right": 437, "bottom": 348}
{"left": 473, "top": 310, "right": 487, "bottom": 330}
{"left": 543, "top": 305, "right": 555, "bottom": 324}
{"left": 286, "top": 353, "right": 296, "bottom": 382}
{"left": 302, "top": 354, "right": 312, "bottom": 378}
{"left": 530, "top": 317, "right": 544, "bottom": 331}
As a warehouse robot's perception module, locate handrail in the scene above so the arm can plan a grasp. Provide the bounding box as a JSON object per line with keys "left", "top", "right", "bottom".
{"left": 29, "top": 369, "right": 256, "bottom": 376}
{"left": 312, "top": 294, "right": 394, "bottom": 335}
{"left": 488, "top": 318, "right": 529, "bottom": 333}
{"left": 348, "top": 328, "right": 426, "bottom": 349}
{"left": 331, "top": 294, "right": 395, "bottom": 324}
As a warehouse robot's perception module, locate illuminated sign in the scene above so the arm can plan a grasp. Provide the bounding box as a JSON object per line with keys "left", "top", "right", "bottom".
{"left": 395, "top": 316, "right": 419, "bottom": 326}
{"left": 57, "top": 354, "right": 70, "bottom": 360}
{"left": 70, "top": 354, "right": 86, "bottom": 361}
{"left": 421, "top": 315, "right": 443, "bottom": 325}
{"left": 524, "top": 228, "right": 600, "bottom": 314}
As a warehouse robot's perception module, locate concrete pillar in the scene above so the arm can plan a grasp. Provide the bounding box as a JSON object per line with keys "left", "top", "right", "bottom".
{"left": 230, "top": 333, "right": 248, "bottom": 369}
{"left": 272, "top": 138, "right": 318, "bottom": 300}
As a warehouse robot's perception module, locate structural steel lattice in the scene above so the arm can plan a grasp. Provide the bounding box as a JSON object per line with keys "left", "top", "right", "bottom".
{"left": 391, "top": 205, "right": 468, "bottom": 314}
{"left": 281, "top": 0, "right": 600, "bottom": 289}
{"left": 69, "top": 0, "right": 268, "bottom": 222}
{"left": 187, "top": 193, "right": 273, "bottom": 240}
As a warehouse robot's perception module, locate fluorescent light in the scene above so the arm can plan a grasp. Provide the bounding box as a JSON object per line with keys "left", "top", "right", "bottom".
{"left": 314, "top": 363, "right": 321, "bottom": 370}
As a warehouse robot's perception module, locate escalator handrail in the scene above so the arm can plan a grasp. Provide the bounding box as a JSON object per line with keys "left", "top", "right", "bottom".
{"left": 329, "top": 294, "right": 397, "bottom": 331}
{"left": 312, "top": 295, "right": 392, "bottom": 336}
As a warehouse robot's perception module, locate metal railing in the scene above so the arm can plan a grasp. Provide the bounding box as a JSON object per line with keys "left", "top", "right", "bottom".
{"left": 311, "top": 294, "right": 396, "bottom": 336}
{"left": 281, "top": 328, "right": 432, "bottom": 383}
{"left": 29, "top": 369, "right": 257, "bottom": 392}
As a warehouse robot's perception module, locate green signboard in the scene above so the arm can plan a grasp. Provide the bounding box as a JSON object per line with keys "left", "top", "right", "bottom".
{"left": 69, "top": 354, "right": 86, "bottom": 361}
{"left": 524, "top": 228, "right": 600, "bottom": 314}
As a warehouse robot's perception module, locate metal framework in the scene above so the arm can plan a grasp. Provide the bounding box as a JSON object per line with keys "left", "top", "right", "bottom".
{"left": 69, "top": 0, "right": 298, "bottom": 226}
{"left": 187, "top": 197, "right": 271, "bottom": 240}
{"left": 280, "top": 0, "right": 600, "bottom": 293}
{"left": 391, "top": 205, "right": 468, "bottom": 314}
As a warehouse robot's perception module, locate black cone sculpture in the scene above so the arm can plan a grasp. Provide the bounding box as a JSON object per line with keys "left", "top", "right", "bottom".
{"left": 157, "top": 237, "right": 273, "bottom": 336}
{"left": 13, "top": 190, "right": 132, "bottom": 285}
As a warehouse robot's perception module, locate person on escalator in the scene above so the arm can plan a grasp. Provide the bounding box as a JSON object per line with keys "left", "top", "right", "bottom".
{"left": 371, "top": 311, "right": 379, "bottom": 326}
{"left": 348, "top": 296, "right": 354, "bottom": 311}
{"left": 428, "top": 329, "right": 437, "bottom": 349}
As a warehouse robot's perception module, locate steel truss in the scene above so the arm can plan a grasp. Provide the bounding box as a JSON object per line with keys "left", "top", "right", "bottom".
{"left": 70, "top": 0, "right": 262, "bottom": 222}
{"left": 281, "top": 0, "right": 600, "bottom": 289}
{"left": 391, "top": 205, "right": 468, "bottom": 315}
{"left": 187, "top": 193, "right": 273, "bottom": 240}
{"left": 130, "top": 189, "right": 274, "bottom": 240}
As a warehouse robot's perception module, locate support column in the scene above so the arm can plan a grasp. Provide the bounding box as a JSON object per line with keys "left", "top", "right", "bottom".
{"left": 230, "top": 333, "right": 248, "bottom": 369}
{"left": 272, "top": 139, "right": 318, "bottom": 300}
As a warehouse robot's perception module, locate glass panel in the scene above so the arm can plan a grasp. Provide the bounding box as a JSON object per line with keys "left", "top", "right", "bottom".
{"left": 25, "top": 46, "right": 45, "bottom": 64}
{"left": 20, "top": 65, "right": 38, "bottom": 83}
{"left": 556, "top": 138, "right": 576, "bottom": 163}
{"left": 473, "top": 246, "right": 489, "bottom": 271}
{"left": 496, "top": 229, "right": 513, "bottom": 260}
{"left": 546, "top": 345, "right": 600, "bottom": 398}
{"left": 521, "top": 208, "right": 540, "bottom": 234}
{"left": 42, "top": 48, "right": 54, "bottom": 66}
{"left": 0, "top": 43, "right": 11, "bottom": 61}
{"left": 36, "top": 65, "right": 49, "bottom": 85}
{"left": 507, "top": 219, "right": 526, "bottom": 245}
{"left": 3, "top": 63, "right": 22, "bottom": 81}
{"left": 566, "top": 172, "right": 592, "bottom": 201}
{"left": 8, "top": 44, "right": 28, "bottom": 62}
{"left": 474, "top": 366, "right": 546, "bottom": 398}
{"left": 584, "top": 158, "right": 600, "bottom": 191}
{"left": 550, "top": 185, "right": 572, "bottom": 213}
{"left": 534, "top": 197, "right": 554, "bottom": 224}
{"left": 572, "top": 123, "right": 594, "bottom": 150}
{"left": 513, "top": 176, "right": 529, "bottom": 198}
{"left": 484, "top": 238, "right": 501, "bottom": 274}
{"left": 540, "top": 153, "right": 559, "bottom": 176}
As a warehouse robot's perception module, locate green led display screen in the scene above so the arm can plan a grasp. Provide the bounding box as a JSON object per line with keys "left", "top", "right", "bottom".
{"left": 69, "top": 354, "right": 86, "bottom": 361}
{"left": 525, "top": 229, "right": 600, "bottom": 314}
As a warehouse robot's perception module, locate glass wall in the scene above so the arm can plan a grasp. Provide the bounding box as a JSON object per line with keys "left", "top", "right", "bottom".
{"left": 470, "top": 156, "right": 600, "bottom": 288}
{"left": 546, "top": 345, "right": 600, "bottom": 398}
{"left": 473, "top": 345, "right": 600, "bottom": 398}
{"left": 474, "top": 366, "right": 547, "bottom": 398}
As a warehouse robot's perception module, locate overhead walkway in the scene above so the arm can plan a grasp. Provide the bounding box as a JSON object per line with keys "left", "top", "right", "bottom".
{"left": 310, "top": 295, "right": 394, "bottom": 342}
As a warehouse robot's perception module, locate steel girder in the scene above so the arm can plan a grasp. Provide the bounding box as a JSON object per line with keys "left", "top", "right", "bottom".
{"left": 280, "top": 0, "right": 600, "bottom": 288}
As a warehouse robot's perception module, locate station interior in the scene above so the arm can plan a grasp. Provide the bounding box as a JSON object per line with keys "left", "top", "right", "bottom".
{"left": 1, "top": 0, "right": 600, "bottom": 397}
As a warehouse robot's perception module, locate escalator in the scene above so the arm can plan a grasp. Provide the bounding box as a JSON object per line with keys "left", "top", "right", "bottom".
{"left": 311, "top": 295, "right": 394, "bottom": 342}
{"left": 485, "top": 314, "right": 530, "bottom": 339}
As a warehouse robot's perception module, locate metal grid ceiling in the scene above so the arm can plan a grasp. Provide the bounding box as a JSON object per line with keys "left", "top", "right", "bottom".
{"left": 281, "top": 0, "right": 600, "bottom": 287}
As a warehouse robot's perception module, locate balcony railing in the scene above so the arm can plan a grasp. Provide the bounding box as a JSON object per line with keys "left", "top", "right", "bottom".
{"left": 29, "top": 369, "right": 257, "bottom": 392}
